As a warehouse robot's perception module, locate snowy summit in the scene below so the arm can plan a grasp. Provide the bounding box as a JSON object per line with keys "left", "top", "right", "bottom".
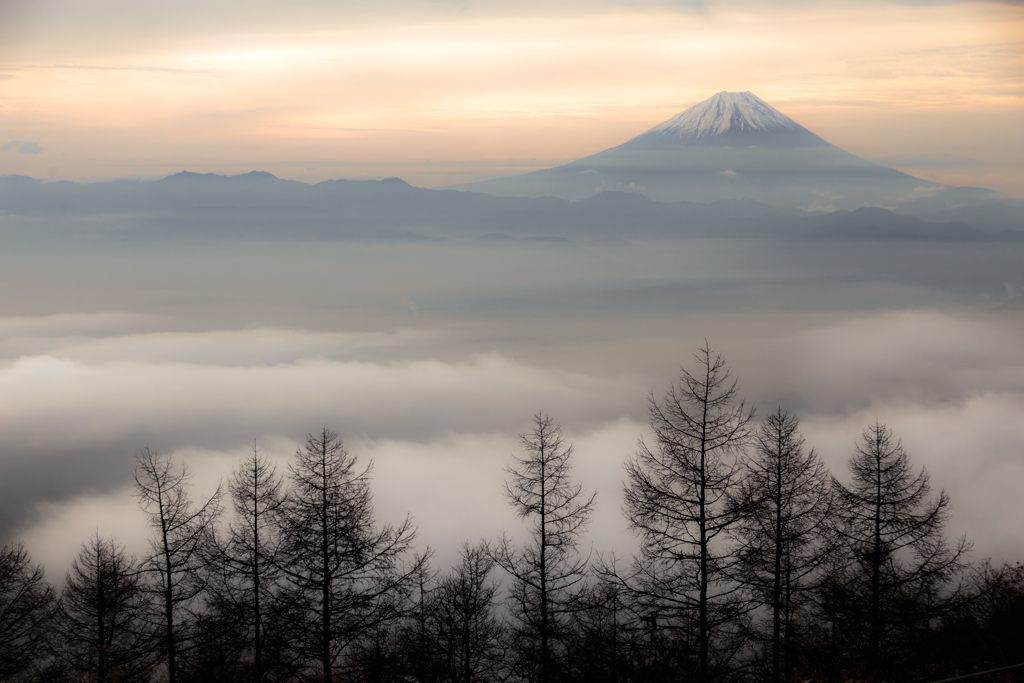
{"left": 627, "top": 91, "right": 828, "bottom": 148}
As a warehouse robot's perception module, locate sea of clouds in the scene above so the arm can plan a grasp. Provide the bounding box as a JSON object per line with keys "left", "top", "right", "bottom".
{"left": 1, "top": 238, "right": 1022, "bottom": 579}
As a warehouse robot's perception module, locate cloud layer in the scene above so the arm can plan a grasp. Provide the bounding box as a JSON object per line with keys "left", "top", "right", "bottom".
{"left": 5, "top": 304, "right": 1024, "bottom": 579}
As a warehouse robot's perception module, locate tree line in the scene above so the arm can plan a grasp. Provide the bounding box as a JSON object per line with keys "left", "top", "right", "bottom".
{"left": 2, "top": 344, "right": 1023, "bottom": 683}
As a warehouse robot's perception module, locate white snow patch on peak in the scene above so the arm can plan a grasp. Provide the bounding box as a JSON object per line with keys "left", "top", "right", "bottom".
{"left": 645, "top": 91, "right": 804, "bottom": 139}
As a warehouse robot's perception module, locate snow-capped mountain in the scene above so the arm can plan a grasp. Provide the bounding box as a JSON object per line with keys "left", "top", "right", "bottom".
{"left": 629, "top": 91, "right": 826, "bottom": 148}
{"left": 449, "top": 92, "right": 949, "bottom": 210}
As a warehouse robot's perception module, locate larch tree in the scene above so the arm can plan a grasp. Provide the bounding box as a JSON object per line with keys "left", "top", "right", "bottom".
{"left": 832, "top": 422, "right": 970, "bottom": 681}
{"left": 430, "top": 543, "right": 508, "bottom": 683}
{"left": 732, "top": 408, "right": 833, "bottom": 683}
{"left": 566, "top": 557, "right": 629, "bottom": 683}
{"left": 275, "top": 426, "right": 420, "bottom": 683}
{"left": 54, "top": 533, "right": 154, "bottom": 682}
{"left": 404, "top": 551, "right": 438, "bottom": 683}
{"left": 0, "top": 542, "right": 56, "bottom": 681}
{"left": 134, "top": 446, "right": 222, "bottom": 683}
{"left": 490, "top": 412, "right": 596, "bottom": 683}
{"left": 206, "top": 442, "right": 285, "bottom": 680}
{"left": 621, "top": 344, "right": 754, "bottom": 683}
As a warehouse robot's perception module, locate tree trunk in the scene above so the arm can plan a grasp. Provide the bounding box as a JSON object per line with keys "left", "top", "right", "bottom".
{"left": 539, "top": 444, "right": 549, "bottom": 683}
{"left": 772, "top": 431, "right": 784, "bottom": 683}
{"left": 322, "top": 440, "right": 332, "bottom": 683}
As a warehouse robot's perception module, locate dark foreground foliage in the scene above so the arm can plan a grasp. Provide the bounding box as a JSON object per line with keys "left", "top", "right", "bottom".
{"left": 1, "top": 345, "right": 1019, "bottom": 683}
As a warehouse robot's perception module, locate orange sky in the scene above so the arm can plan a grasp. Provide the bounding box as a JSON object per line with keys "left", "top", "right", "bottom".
{"left": 1, "top": 0, "right": 1022, "bottom": 194}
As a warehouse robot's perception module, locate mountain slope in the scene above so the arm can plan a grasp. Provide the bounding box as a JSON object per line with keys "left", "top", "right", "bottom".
{"left": 450, "top": 91, "right": 945, "bottom": 210}
{"left": 628, "top": 91, "right": 826, "bottom": 148}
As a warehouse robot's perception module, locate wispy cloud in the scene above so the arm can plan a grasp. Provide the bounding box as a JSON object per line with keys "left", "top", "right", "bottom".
{"left": 99, "top": 158, "right": 566, "bottom": 169}
{"left": 869, "top": 153, "right": 977, "bottom": 167}
{"left": 43, "top": 63, "right": 221, "bottom": 76}
{"left": 1, "top": 140, "right": 42, "bottom": 154}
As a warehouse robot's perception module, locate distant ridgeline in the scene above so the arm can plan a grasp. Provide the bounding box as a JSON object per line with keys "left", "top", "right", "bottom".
{"left": 0, "top": 91, "right": 1021, "bottom": 241}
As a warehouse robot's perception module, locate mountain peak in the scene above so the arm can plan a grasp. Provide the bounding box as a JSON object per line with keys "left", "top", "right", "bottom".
{"left": 627, "top": 91, "right": 827, "bottom": 149}
{"left": 450, "top": 90, "right": 942, "bottom": 208}
{"left": 162, "top": 170, "right": 279, "bottom": 182}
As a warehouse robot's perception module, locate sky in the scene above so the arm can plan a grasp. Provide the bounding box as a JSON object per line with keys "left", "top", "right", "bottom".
{"left": 1, "top": 0, "right": 1022, "bottom": 193}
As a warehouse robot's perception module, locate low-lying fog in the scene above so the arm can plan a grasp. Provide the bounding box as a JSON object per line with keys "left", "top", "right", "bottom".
{"left": 2, "top": 235, "right": 1022, "bottom": 578}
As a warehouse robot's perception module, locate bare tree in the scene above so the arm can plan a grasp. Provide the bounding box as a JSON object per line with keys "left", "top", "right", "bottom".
{"left": 134, "top": 446, "right": 222, "bottom": 683}
{"left": 54, "top": 533, "right": 154, "bottom": 682}
{"left": 275, "top": 426, "right": 420, "bottom": 682}
{"left": 206, "top": 442, "right": 285, "bottom": 680}
{"left": 405, "top": 551, "right": 438, "bottom": 683}
{"left": 732, "top": 408, "right": 833, "bottom": 683}
{"left": 832, "top": 422, "right": 970, "bottom": 681}
{"left": 490, "top": 412, "right": 596, "bottom": 683}
{"left": 430, "top": 543, "right": 508, "bottom": 683}
{"left": 0, "top": 542, "right": 56, "bottom": 681}
{"left": 564, "top": 557, "right": 629, "bottom": 683}
{"left": 620, "top": 343, "right": 754, "bottom": 683}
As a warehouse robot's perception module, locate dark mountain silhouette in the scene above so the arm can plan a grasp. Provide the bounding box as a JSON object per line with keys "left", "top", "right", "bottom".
{"left": 1, "top": 172, "right": 1020, "bottom": 243}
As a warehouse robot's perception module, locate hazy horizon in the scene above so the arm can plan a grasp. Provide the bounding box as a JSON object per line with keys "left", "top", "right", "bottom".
{"left": 2, "top": 1, "right": 1023, "bottom": 195}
